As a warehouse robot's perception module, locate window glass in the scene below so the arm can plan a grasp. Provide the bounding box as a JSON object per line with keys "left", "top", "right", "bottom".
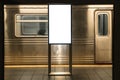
{"left": 16, "top": 22, "right": 48, "bottom": 35}
{"left": 22, "top": 22, "right": 39, "bottom": 35}
{"left": 15, "top": 14, "right": 48, "bottom": 37}
{"left": 98, "top": 14, "right": 108, "bottom": 36}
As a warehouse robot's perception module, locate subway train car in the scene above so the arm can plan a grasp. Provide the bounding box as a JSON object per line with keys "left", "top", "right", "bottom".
{"left": 4, "top": 5, "right": 113, "bottom": 65}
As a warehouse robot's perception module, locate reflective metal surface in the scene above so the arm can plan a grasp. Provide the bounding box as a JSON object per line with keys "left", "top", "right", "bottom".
{"left": 4, "top": 5, "right": 113, "bottom": 65}
{"left": 72, "top": 5, "right": 113, "bottom": 64}
{"left": 49, "top": 44, "right": 71, "bottom": 75}
{"left": 4, "top": 5, "right": 48, "bottom": 65}
{"left": 72, "top": 5, "right": 95, "bottom": 64}
{"left": 51, "top": 45, "right": 69, "bottom": 64}
{"left": 95, "top": 10, "right": 112, "bottom": 63}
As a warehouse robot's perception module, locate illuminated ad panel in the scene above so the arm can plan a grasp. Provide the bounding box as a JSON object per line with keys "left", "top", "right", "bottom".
{"left": 49, "top": 4, "right": 71, "bottom": 44}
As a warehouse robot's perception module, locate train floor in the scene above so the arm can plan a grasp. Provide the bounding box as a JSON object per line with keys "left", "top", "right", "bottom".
{"left": 5, "top": 65, "right": 112, "bottom": 80}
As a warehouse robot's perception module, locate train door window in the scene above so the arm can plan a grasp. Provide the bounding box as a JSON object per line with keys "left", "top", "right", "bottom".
{"left": 98, "top": 14, "right": 108, "bottom": 36}
{"left": 15, "top": 14, "right": 48, "bottom": 37}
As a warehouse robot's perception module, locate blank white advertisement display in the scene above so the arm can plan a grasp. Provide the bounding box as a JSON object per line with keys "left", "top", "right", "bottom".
{"left": 49, "top": 4, "right": 71, "bottom": 44}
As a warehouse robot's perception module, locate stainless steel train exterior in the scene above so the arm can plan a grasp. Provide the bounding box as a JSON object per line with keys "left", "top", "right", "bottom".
{"left": 4, "top": 5, "right": 113, "bottom": 65}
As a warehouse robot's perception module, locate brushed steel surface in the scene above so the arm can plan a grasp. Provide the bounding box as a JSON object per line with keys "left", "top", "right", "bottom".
{"left": 4, "top": 5, "right": 48, "bottom": 9}
{"left": 72, "top": 5, "right": 113, "bottom": 64}
{"left": 95, "top": 10, "right": 112, "bottom": 63}
{"left": 72, "top": 5, "right": 95, "bottom": 64}
{"left": 4, "top": 5, "right": 113, "bottom": 65}
{"left": 4, "top": 5, "right": 48, "bottom": 65}
{"left": 51, "top": 45, "right": 69, "bottom": 65}
{"left": 72, "top": 5, "right": 113, "bottom": 9}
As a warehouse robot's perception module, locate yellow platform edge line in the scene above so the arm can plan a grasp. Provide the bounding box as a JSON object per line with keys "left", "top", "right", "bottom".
{"left": 5, "top": 65, "right": 112, "bottom": 68}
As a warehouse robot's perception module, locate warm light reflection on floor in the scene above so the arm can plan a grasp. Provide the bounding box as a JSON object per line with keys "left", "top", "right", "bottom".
{"left": 49, "top": 72, "right": 71, "bottom": 76}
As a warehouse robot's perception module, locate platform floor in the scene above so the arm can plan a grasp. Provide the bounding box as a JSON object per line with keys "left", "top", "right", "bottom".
{"left": 5, "top": 65, "right": 112, "bottom": 80}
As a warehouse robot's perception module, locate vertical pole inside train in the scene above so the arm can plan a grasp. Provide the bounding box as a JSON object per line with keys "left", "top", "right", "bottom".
{"left": 48, "top": 4, "right": 72, "bottom": 76}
